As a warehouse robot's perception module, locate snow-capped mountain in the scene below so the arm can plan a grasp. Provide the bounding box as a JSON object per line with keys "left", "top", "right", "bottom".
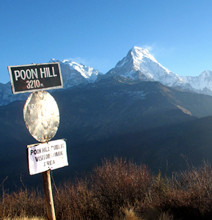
{"left": 103, "top": 46, "right": 212, "bottom": 95}
{"left": 51, "top": 59, "right": 100, "bottom": 88}
{"left": 106, "top": 46, "right": 183, "bottom": 87}
{"left": 2, "top": 45, "right": 212, "bottom": 106}
{"left": 181, "top": 70, "right": 212, "bottom": 95}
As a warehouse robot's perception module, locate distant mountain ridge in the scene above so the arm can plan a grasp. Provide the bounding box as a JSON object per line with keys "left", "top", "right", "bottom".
{"left": 2, "top": 76, "right": 212, "bottom": 189}
{"left": 182, "top": 70, "right": 212, "bottom": 94}
{"left": 1, "top": 46, "right": 212, "bottom": 106}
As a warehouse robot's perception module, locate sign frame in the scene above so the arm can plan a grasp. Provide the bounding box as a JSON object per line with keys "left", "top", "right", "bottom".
{"left": 8, "top": 62, "right": 63, "bottom": 94}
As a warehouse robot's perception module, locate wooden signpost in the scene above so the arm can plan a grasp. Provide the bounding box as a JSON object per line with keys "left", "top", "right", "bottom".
{"left": 8, "top": 62, "right": 67, "bottom": 220}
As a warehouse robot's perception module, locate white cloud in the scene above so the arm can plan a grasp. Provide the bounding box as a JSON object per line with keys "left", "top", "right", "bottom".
{"left": 141, "top": 44, "right": 154, "bottom": 52}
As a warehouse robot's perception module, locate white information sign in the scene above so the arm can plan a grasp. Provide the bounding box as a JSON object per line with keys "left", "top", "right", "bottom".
{"left": 27, "top": 139, "right": 68, "bottom": 175}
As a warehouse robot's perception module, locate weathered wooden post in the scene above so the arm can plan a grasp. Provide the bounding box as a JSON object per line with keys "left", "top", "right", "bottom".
{"left": 43, "top": 170, "right": 56, "bottom": 220}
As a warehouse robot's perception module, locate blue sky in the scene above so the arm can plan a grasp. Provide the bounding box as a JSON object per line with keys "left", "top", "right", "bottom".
{"left": 1, "top": 0, "right": 212, "bottom": 83}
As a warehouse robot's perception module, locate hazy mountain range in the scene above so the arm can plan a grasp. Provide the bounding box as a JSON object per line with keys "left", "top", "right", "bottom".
{"left": 1, "top": 46, "right": 212, "bottom": 106}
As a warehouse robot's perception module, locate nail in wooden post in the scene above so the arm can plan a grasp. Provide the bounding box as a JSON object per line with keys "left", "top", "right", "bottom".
{"left": 42, "top": 170, "right": 56, "bottom": 220}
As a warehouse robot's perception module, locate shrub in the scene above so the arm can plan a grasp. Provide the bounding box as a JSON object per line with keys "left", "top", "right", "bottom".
{"left": 54, "top": 180, "right": 102, "bottom": 220}
{"left": 0, "top": 189, "right": 44, "bottom": 219}
{"left": 2, "top": 159, "right": 212, "bottom": 219}
{"left": 91, "top": 158, "right": 152, "bottom": 218}
{"left": 160, "top": 163, "right": 212, "bottom": 219}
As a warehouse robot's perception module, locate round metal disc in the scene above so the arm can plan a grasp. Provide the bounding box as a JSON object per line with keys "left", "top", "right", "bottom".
{"left": 23, "top": 91, "right": 60, "bottom": 142}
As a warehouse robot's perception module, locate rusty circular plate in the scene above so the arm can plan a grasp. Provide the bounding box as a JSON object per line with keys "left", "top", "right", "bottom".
{"left": 23, "top": 91, "right": 60, "bottom": 142}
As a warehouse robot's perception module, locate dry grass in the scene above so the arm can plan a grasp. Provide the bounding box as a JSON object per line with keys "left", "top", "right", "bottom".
{"left": 5, "top": 217, "right": 45, "bottom": 220}
{"left": 1, "top": 158, "right": 212, "bottom": 219}
{"left": 121, "top": 208, "right": 142, "bottom": 220}
{"left": 0, "top": 189, "right": 45, "bottom": 220}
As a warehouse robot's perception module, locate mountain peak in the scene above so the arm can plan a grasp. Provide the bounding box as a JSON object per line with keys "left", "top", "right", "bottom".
{"left": 200, "top": 70, "right": 212, "bottom": 77}
{"left": 107, "top": 46, "right": 182, "bottom": 86}
{"left": 130, "top": 46, "right": 157, "bottom": 63}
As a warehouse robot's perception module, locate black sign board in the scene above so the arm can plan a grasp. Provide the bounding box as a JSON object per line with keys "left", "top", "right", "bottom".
{"left": 8, "top": 62, "right": 63, "bottom": 94}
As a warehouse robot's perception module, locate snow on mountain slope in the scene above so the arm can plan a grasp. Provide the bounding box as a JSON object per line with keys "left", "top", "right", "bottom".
{"left": 1, "top": 46, "right": 212, "bottom": 106}
{"left": 106, "top": 46, "right": 183, "bottom": 87}
{"left": 104, "top": 46, "right": 212, "bottom": 95}
{"left": 181, "top": 70, "right": 212, "bottom": 94}
{"left": 51, "top": 59, "right": 101, "bottom": 88}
